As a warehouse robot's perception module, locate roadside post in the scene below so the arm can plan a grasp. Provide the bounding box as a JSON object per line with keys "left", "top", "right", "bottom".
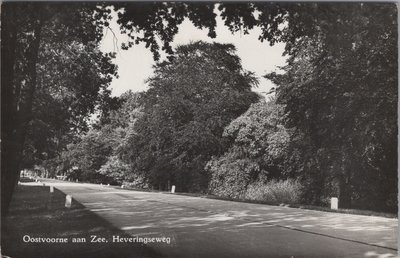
{"left": 171, "top": 185, "right": 176, "bottom": 193}
{"left": 65, "top": 195, "right": 72, "bottom": 208}
{"left": 50, "top": 186, "right": 54, "bottom": 193}
{"left": 331, "top": 197, "right": 338, "bottom": 210}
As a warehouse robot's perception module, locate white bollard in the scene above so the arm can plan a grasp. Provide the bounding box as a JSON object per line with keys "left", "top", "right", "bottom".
{"left": 107, "top": 184, "right": 110, "bottom": 187}
{"left": 331, "top": 197, "right": 339, "bottom": 210}
{"left": 50, "top": 186, "right": 54, "bottom": 193}
{"left": 76, "top": 179, "right": 78, "bottom": 182}
{"left": 171, "top": 185, "right": 176, "bottom": 194}
{"left": 121, "top": 185, "right": 124, "bottom": 189}
{"left": 65, "top": 195, "right": 72, "bottom": 208}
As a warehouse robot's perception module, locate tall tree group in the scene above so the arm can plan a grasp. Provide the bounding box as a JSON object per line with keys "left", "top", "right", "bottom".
{"left": 121, "top": 42, "right": 259, "bottom": 192}
{"left": 1, "top": 3, "right": 118, "bottom": 214}
{"left": 266, "top": 3, "right": 397, "bottom": 210}
{"left": 2, "top": 2, "right": 397, "bottom": 214}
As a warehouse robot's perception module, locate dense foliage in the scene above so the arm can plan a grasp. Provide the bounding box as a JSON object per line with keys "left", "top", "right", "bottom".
{"left": 121, "top": 42, "right": 259, "bottom": 192}
{"left": 23, "top": 42, "right": 117, "bottom": 174}
{"left": 1, "top": 2, "right": 118, "bottom": 214}
{"left": 63, "top": 42, "right": 259, "bottom": 191}
{"left": 207, "top": 99, "right": 293, "bottom": 199}
{"left": 61, "top": 91, "right": 143, "bottom": 184}
{"left": 266, "top": 3, "right": 397, "bottom": 211}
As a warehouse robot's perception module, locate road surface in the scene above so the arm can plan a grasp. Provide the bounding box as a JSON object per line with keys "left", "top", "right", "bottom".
{"left": 37, "top": 181, "right": 398, "bottom": 257}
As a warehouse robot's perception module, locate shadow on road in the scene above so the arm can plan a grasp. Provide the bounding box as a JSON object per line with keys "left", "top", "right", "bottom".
{"left": 1, "top": 185, "right": 162, "bottom": 258}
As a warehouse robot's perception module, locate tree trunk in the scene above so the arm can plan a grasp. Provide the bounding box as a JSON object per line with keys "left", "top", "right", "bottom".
{"left": 1, "top": 3, "right": 19, "bottom": 216}
{"left": 338, "top": 150, "right": 352, "bottom": 209}
{"left": 338, "top": 176, "right": 352, "bottom": 209}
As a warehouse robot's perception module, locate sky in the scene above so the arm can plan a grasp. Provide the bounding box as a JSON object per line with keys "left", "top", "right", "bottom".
{"left": 100, "top": 9, "right": 287, "bottom": 97}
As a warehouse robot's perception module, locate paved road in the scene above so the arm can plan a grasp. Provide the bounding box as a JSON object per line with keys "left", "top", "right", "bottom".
{"left": 38, "top": 181, "right": 398, "bottom": 257}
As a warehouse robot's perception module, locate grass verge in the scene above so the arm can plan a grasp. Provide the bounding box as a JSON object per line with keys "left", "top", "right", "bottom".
{"left": 1, "top": 184, "right": 161, "bottom": 258}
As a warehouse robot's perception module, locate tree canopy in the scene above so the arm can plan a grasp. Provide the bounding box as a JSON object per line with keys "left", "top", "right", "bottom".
{"left": 265, "top": 3, "right": 397, "bottom": 210}
{"left": 118, "top": 41, "right": 259, "bottom": 192}
{"left": 60, "top": 91, "right": 143, "bottom": 184}
{"left": 1, "top": 2, "right": 117, "bottom": 213}
{"left": 207, "top": 99, "right": 292, "bottom": 199}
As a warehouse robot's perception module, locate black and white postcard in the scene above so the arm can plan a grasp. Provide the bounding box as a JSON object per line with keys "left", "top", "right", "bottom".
{"left": 1, "top": 1, "right": 398, "bottom": 257}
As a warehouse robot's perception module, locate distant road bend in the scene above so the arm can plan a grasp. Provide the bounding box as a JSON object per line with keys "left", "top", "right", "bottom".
{"left": 35, "top": 180, "right": 398, "bottom": 258}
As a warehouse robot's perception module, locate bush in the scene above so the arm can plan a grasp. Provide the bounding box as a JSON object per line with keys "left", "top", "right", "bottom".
{"left": 123, "top": 174, "right": 149, "bottom": 189}
{"left": 207, "top": 155, "right": 260, "bottom": 199}
{"left": 245, "top": 179, "right": 303, "bottom": 204}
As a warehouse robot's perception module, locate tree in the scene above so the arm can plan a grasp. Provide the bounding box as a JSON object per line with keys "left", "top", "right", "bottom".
{"left": 61, "top": 91, "right": 143, "bottom": 183}
{"left": 123, "top": 41, "right": 259, "bottom": 192}
{"left": 1, "top": 2, "right": 115, "bottom": 214}
{"left": 22, "top": 40, "right": 117, "bottom": 174}
{"left": 266, "top": 3, "right": 397, "bottom": 211}
{"left": 207, "top": 99, "right": 293, "bottom": 198}
{"left": 114, "top": 2, "right": 217, "bottom": 60}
